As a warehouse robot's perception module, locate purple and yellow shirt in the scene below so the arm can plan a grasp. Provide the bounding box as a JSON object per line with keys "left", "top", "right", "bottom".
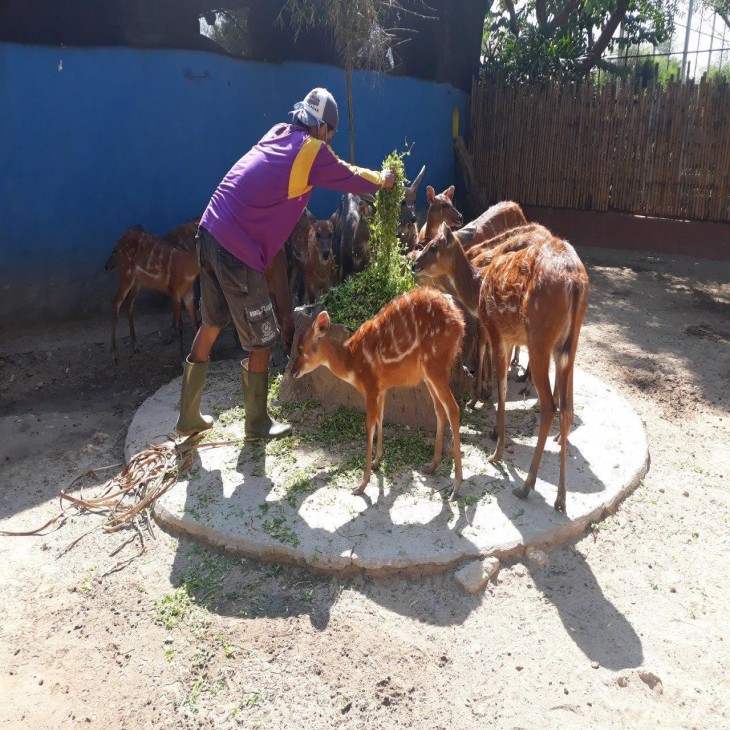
{"left": 199, "top": 123, "right": 384, "bottom": 272}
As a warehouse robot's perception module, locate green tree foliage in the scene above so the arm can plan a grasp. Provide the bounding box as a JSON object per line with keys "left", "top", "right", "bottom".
{"left": 279, "top": 1, "right": 434, "bottom": 162}
{"left": 203, "top": 9, "right": 250, "bottom": 55}
{"left": 280, "top": 0, "right": 398, "bottom": 162}
{"left": 482, "top": 0, "right": 677, "bottom": 82}
{"left": 703, "top": 0, "right": 730, "bottom": 28}
{"left": 605, "top": 41, "right": 683, "bottom": 86}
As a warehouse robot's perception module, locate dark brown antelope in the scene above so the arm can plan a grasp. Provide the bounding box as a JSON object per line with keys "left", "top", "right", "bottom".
{"left": 332, "top": 193, "right": 375, "bottom": 284}
{"left": 290, "top": 286, "right": 465, "bottom": 498}
{"left": 398, "top": 164, "right": 426, "bottom": 251}
{"left": 105, "top": 225, "right": 199, "bottom": 362}
{"left": 412, "top": 224, "right": 589, "bottom": 512}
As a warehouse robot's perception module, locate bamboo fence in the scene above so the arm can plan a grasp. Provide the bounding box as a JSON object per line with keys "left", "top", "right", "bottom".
{"left": 468, "top": 77, "right": 730, "bottom": 222}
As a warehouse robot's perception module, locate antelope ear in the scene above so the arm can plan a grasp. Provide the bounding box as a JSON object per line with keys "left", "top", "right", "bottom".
{"left": 445, "top": 185, "right": 455, "bottom": 201}
{"left": 426, "top": 185, "right": 435, "bottom": 203}
{"left": 313, "top": 311, "right": 330, "bottom": 339}
{"left": 329, "top": 210, "right": 339, "bottom": 227}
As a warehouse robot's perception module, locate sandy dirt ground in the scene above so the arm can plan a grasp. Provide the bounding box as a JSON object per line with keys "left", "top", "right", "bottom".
{"left": 1, "top": 246, "right": 728, "bottom": 729}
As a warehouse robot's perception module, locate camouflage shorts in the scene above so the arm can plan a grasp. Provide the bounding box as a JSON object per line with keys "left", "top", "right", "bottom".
{"left": 196, "top": 228, "right": 279, "bottom": 351}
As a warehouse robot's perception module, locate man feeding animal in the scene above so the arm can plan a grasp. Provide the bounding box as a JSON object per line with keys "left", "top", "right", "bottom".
{"left": 175, "top": 88, "right": 395, "bottom": 441}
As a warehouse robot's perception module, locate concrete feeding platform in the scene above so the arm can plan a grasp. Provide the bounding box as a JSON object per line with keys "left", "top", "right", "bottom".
{"left": 126, "top": 358, "right": 649, "bottom": 576}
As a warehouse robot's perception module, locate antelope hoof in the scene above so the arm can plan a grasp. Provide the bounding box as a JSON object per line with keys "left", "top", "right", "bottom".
{"left": 448, "top": 478, "right": 462, "bottom": 502}
{"left": 512, "top": 484, "right": 531, "bottom": 500}
{"left": 351, "top": 481, "right": 368, "bottom": 496}
{"left": 422, "top": 458, "right": 440, "bottom": 476}
{"left": 488, "top": 448, "right": 503, "bottom": 464}
{"left": 554, "top": 496, "right": 566, "bottom": 512}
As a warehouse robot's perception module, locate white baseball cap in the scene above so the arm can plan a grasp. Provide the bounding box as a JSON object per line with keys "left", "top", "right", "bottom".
{"left": 289, "top": 87, "right": 339, "bottom": 130}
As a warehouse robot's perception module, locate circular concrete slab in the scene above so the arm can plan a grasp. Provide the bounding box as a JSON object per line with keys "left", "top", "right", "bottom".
{"left": 126, "top": 358, "right": 649, "bottom": 576}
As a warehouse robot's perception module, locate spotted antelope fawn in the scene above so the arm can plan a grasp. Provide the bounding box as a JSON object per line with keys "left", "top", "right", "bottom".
{"left": 105, "top": 225, "right": 199, "bottom": 362}
{"left": 290, "top": 287, "right": 466, "bottom": 499}
{"left": 412, "top": 224, "right": 589, "bottom": 512}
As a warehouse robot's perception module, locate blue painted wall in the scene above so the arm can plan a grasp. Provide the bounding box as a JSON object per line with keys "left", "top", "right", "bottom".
{"left": 0, "top": 43, "right": 467, "bottom": 327}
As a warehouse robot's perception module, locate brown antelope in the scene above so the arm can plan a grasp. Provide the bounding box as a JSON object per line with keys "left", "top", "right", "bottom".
{"left": 465, "top": 223, "right": 555, "bottom": 394}
{"left": 163, "top": 218, "right": 200, "bottom": 252}
{"left": 412, "top": 224, "right": 589, "bottom": 512}
{"left": 105, "top": 225, "right": 199, "bottom": 362}
{"left": 290, "top": 286, "right": 465, "bottom": 498}
{"left": 305, "top": 214, "right": 338, "bottom": 302}
{"left": 163, "top": 216, "right": 295, "bottom": 352}
{"left": 413, "top": 201, "right": 532, "bottom": 394}
{"left": 466, "top": 223, "right": 549, "bottom": 267}
{"left": 458, "top": 201, "right": 527, "bottom": 251}
{"left": 287, "top": 209, "right": 338, "bottom": 304}
{"left": 418, "top": 185, "right": 464, "bottom": 243}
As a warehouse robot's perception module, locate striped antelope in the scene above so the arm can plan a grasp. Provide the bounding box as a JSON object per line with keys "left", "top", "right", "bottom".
{"left": 413, "top": 199, "right": 532, "bottom": 395}
{"left": 290, "top": 286, "right": 465, "bottom": 498}
{"left": 412, "top": 223, "right": 589, "bottom": 512}
{"left": 105, "top": 225, "right": 199, "bottom": 362}
{"left": 417, "top": 184, "right": 464, "bottom": 244}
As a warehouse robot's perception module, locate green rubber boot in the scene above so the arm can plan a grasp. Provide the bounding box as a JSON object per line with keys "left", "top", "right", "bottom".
{"left": 242, "top": 359, "right": 292, "bottom": 441}
{"left": 175, "top": 357, "right": 214, "bottom": 436}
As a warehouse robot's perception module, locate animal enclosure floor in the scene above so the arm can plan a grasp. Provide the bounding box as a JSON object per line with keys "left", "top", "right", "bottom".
{"left": 2, "top": 247, "right": 729, "bottom": 729}
{"left": 126, "top": 357, "right": 649, "bottom": 576}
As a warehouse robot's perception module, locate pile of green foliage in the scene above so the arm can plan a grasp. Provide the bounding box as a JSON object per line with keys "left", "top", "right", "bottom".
{"left": 321, "top": 150, "right": 415, "bottom": 332}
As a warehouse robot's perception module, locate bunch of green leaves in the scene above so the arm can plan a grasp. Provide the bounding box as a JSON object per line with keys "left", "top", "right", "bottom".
{"left": 321, "top": 150, "right": 415, "bottom": 332}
